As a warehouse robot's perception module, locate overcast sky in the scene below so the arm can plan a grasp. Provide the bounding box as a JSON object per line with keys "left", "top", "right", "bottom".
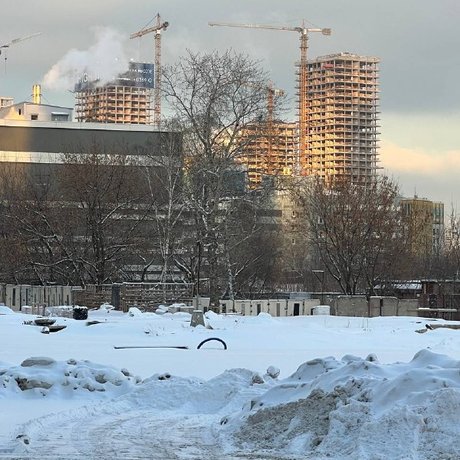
{"left": 1, "top": 0, "right": 459, "bottom": 208}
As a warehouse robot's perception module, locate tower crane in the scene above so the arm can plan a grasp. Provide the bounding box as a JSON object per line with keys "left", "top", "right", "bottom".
{"left": 0, "top": 32, "right": 42, "bottom": 55}
{"left": 131, "top": 14, "right": 169, "bottom": 126}
{"left": 0, "top": 32, "right": 42, "bottom": 71}
{"left": 266, "top": 83, "right": 285, "bottom": 175}
{"left": 209, "top": 21, "right": 331, "bottom": 175}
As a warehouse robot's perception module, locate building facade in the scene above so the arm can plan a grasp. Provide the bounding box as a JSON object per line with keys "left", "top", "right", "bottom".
{"left": 0, "top": 96, "right": 14, "bottom": 109}
{"left": 0, "top": 112, "right": 181, "bottom": 285}
{"left": 0, "top": 102, "right": 72, "bottom": 122}
{"left": 399, "top": 196, "right": 444, "bottom": 255}
{"left": 0, "top": 117, "right": 163, "bottom": 162}
{"left": 304, "top": 52, "right": 380, "bottom": 182}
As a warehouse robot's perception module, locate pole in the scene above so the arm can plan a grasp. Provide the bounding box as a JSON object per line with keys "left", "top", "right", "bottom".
{"left": 312, "top": 269, "right": 325, "bottom": 305}
{"left": 321, "top": 271, "right": 325, "bottom": 305}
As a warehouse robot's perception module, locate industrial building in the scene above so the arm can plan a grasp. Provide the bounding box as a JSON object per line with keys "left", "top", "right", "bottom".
{"left": 0, "top": 109, "right": 181, "bottom": 285}
{"left": 74, "top": 62, "right": 154, "bottom": 124}
{"left": 0, "top": 101, "right": 72, "bottom": 122}
{"left": 0, "top": 85, "right": 72, "bottom": 122}
{"left": 0, "top": 116, "right": 163, "bottom": 159}
{"left": 304, "top": 52, "right": 380, "bottom": 182}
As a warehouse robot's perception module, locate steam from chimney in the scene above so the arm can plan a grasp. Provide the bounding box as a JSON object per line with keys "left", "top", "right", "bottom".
{"left": 42, "top": 27, "right": 129, "bottom": 91}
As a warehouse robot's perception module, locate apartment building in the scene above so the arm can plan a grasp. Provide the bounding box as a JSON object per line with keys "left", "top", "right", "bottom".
{"left": 399, "top": 196, "right": 444, "bottom": 255}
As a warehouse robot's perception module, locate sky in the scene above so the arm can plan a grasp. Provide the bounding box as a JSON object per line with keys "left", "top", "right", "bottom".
{"left": 1, "top": 0, "right": 459, "bottom": 208}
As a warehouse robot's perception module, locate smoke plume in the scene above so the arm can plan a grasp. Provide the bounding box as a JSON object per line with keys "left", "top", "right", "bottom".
{"left": 42, "top": 27, "right": 129, "bottom": 91}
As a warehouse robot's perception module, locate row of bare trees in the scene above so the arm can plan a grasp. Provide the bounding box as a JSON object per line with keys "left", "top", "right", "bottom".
{"left": 285, "top": 177, "right": 408, "bottom": 296}
{"left": 0, "top": 50, "right": 280, "bottom": 306}
{"left": 0, "top": 150, "right": 279, "bottom": 301}
{"left": 283, "top": 176, "right": 460, "bottom": 297}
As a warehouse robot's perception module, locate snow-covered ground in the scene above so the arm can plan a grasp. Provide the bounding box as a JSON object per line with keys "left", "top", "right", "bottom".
{"left": 1, "top": 305, "right": 460, "bottom": 459}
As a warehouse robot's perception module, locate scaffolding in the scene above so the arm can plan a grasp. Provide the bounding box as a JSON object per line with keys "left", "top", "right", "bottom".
{"left": 238, "top": 121, "right": 297, "bottom": 187}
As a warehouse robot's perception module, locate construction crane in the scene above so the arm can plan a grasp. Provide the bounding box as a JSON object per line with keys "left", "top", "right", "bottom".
{"left": 0, "top": 32, "right": 42, "bottom": 55}
{"left": 209, "top": 21, "right": 331, "bottom": 175}
{"left": 266, "top": 83, "right": 285, "bottom": 175}
{"left": 130, "top": 14, "right": 169, "bottom": 126}
{"left": 0, "top": 32, "right": 41, "bottom": 71}
{"left": 241, "top": 80, "right": 285, "bottom": 179}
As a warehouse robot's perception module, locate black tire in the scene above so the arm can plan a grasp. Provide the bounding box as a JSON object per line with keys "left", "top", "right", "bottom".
{"left": 197, "top": 337, "right": 227, "bottom": 350}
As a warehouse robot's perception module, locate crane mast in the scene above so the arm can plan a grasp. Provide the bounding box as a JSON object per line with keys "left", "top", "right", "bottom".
{"left": 266, "top": 83, "right": 284, "bottom": 175}
{"left": 131, "top": 14, "right": 169, "bottom": 126}
{"left": 209, "top": 21, "right": 331, "bottom": 175}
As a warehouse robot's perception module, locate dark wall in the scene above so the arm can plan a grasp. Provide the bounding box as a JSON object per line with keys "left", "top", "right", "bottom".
{"left": 0, "top": 125, "right": 177, "bottom": 155}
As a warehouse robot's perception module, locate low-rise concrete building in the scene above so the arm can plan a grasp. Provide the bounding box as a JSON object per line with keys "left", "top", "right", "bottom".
{"left": 0, "top": 101, "right": 73, "bottom": 122}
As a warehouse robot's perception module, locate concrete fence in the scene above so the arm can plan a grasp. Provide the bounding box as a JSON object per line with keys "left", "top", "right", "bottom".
{"left": 0, "top": 284, "right": 74, "bottom": 312}
{"left": 219, "top": 298, "right": 321, "bottom": 317}
{"left": 219, "top": 296, "right": 420, "bottom": 318}
{"left": 0, "top": 283, "right": 422, "bottom": 318}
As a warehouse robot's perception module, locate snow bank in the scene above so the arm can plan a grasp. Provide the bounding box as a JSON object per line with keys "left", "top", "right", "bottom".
{"left": 0, "top": 357, "right": 141, "bottom": 399}
{"left": 219, "top": 350, "right": 460, "bottom": 460}
{"left": 0, "top": 305, "right": 14, "bottom": 315}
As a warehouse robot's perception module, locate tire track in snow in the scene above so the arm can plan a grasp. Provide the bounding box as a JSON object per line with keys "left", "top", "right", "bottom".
{"left": 7, "top": 406, "right": 222, "bottom": 459}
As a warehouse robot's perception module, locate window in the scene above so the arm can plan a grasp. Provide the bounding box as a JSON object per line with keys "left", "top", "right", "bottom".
{"left": 31, "top": 114, "right": 38, "bottom": 120}
{"left": 51, "top": 113, "right": 69, "bottom": 121}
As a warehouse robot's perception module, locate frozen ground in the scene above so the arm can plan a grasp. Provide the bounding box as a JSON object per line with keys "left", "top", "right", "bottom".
{"left": 1, "top": 305, "right": 460, "bottom": 459}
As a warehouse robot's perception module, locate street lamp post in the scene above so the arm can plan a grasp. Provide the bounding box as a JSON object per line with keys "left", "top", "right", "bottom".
{"left": 312, "top": 269, "right": 325, "bottom": 305}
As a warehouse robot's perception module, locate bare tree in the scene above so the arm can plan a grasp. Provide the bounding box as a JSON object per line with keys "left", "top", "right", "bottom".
{"left": 433, "top": 206, "right": 459, "bottom": 282}
{"left": 162, "top": 50, "right": 269, "bottom": 306}
{"left": 135, "top": 126, "right": 187, "bottom": 298}
{"left": 59, "top": 142, "right": 150, "bottom": 285}
{"left": 292, "top": 176, "right": 407, "bottom": 295}
{"left": 0, "top": 161, "right": 80, "bottom": 284}
{"left": 0, "top": 163, "right": 32, "bottom": 282}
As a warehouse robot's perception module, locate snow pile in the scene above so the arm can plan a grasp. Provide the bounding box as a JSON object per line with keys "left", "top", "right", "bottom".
{"left": 0, "top": 357, "right": 141, "bottom": 398}
{"left": 219, "top": 350, "right": 460, "bottom": 459}
{"left": 127, "top": 306, "right": 143, "bottom": 317}
{"left": 44, "top": 305, "right": 74, "bottom": 317}
{"left": 98, "top": 302, "right": 115, "bottom": 312}
{"left": 0, "top": 305, "right": 14, "bottom": 315}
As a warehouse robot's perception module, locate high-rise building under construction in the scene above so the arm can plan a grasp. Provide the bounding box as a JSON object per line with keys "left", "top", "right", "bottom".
{"left": 75, "top": 85, "right": 151, "bottom": 124}
{"left": 74, "top": 62, "right": 154, "bottom": 124}
{"left": 304, "top": 52, "right": 380, "bottom": 182}
{"left": 238, "top": 121, "right": 297, "bottom": 187}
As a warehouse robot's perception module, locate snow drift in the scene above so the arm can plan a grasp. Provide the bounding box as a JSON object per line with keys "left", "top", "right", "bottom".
{"left": 219, "top": 350, "right": 460, "bottom": 459}
{"left": 1, "top": 350, "right": 459, "bottom": 459}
